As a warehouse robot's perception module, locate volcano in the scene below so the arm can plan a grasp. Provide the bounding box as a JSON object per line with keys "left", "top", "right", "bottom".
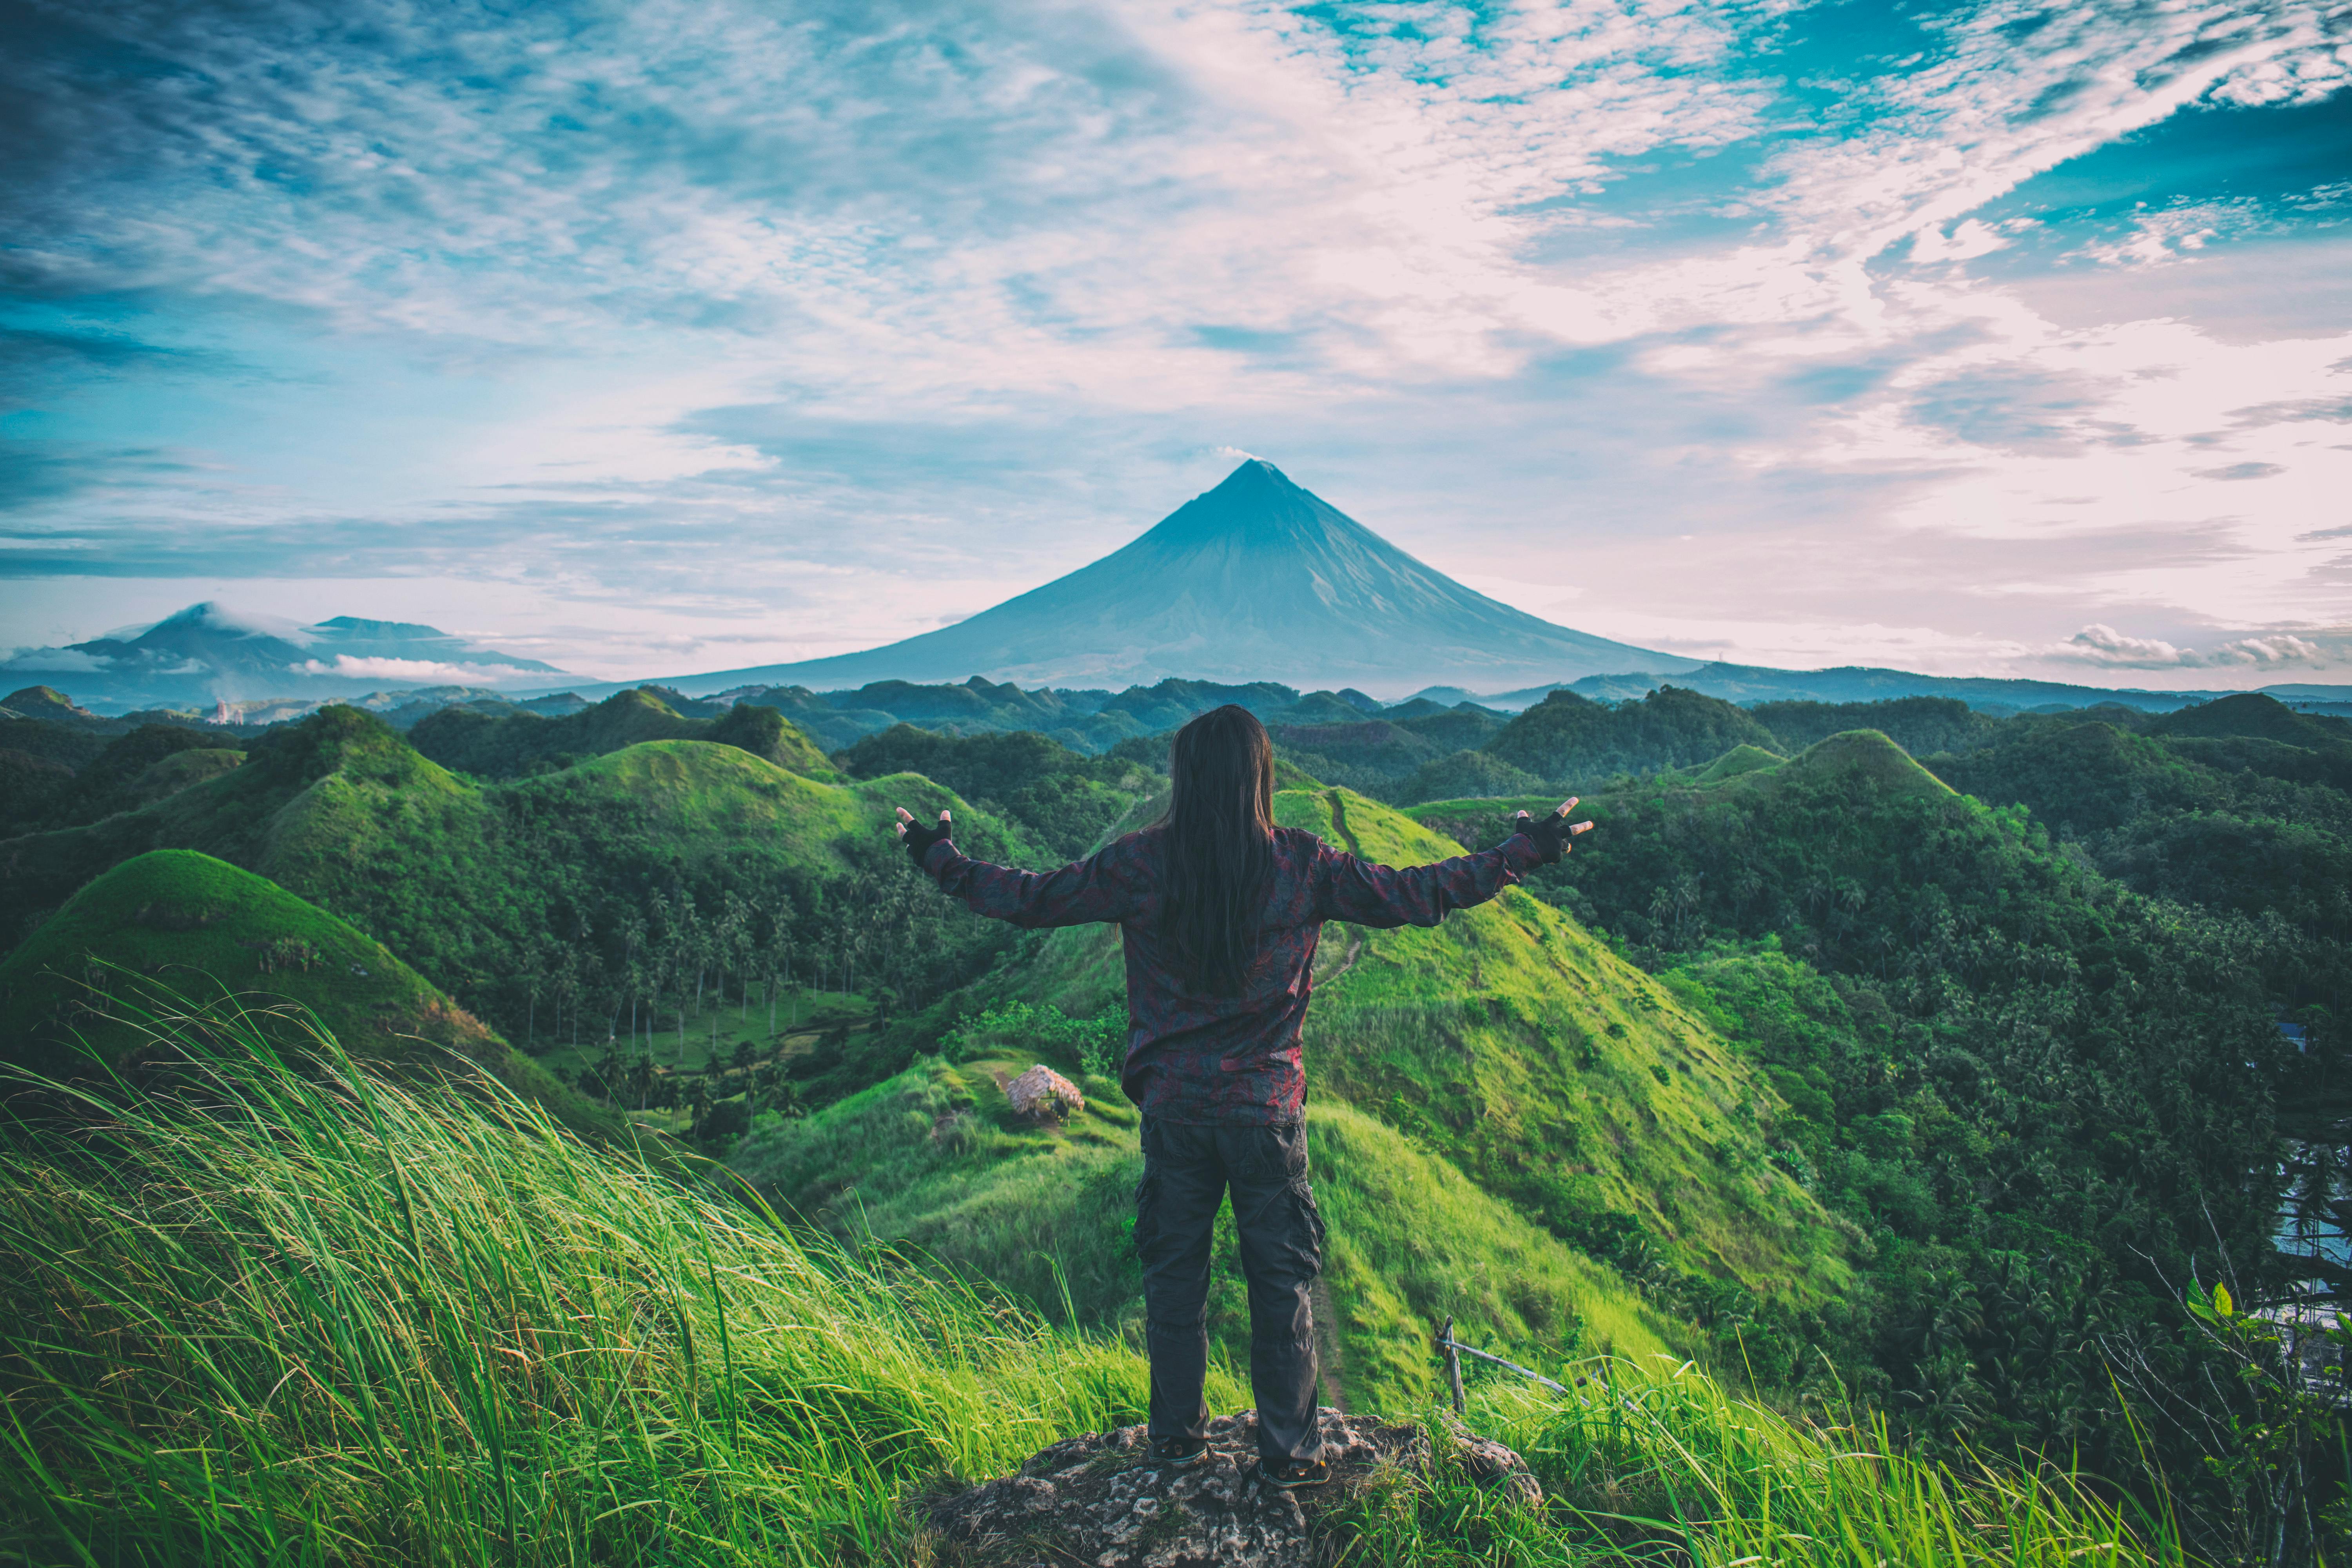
{"left": 677, "top": 461, "right": 1689, "bottom": 695}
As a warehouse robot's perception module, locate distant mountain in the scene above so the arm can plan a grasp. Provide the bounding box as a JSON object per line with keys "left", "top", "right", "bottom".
{"left": 639, "top": 461, "right": 1695, "bottom": 697}
{"left": 1461, "top": 663, "right": 2265, "bottom": 715}
{"left": 1, "top": 603, "right": 563, "bottom": 711}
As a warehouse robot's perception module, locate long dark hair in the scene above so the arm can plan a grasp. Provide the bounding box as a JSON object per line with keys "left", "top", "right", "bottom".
{"left": 1158, "top": 704, "right": 1276, "bottom": 995}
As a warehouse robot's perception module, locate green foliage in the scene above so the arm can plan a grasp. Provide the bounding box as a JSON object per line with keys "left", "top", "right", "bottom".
{"left": 0, "top": 1005, "right": 1196, "bottom": 1565}
{"left": 1485, "top": 686, "right": 1782, "bottom": 784}
{"left": 1750, "top": 695, "right": 2002, "bottom": 759}
{"left": 0, "top": 715, "right": 114, "bottom": 775}
{"left": 0, "top": 850, "right": 620, "bottom": 1137}
{"left": 1387, "top": 747, "right": 1548, "bottom": 806}
{"left": 793, "top": 674, "right": 1157, "bottom": 753}
{"left": 1426, "top": 729, "right": 2307, "bottom": 1498}
{"left": 942, "top": 999, "right": 1127, "bottom": 1078}
{"left": 730, "top": 1054, "right": 1686, "bottom": 1410}
{"left": 1930, "top": 716, "right": 2352, "bottom": 996}
{"left": 409, "top": 687, "right": 833, "bottom": 779}
{"left": 0, "top": 1011, "right": 2178, "bottom": 1568}
{"left": 1270, "top": 719, "right": 1443, "bottom": 795}
{"left": 15, "top": 721, "right": 234, "bottom": 829}
{"left": 1360, "top": 1365, "right": 2193, "bottom": 1568}
{"left": 0, "top": 708, "right": 1063, "bottom": 1085}
{"left": 2149, "top": 691, "right": 2352, "bottom": 748}
{"left": 2147, "top": 1283, "right": 2350, "bottom": 1562}
{"left": 931, "top": 785, "right": 1856, "bottom": 1372}
{"left": 0, "top": 744, "right": 75, "bottom": 833}
{"left": 833, "top": 724, "right": 1162, "bottom": 858}
{"left": 1388, "top": 702, "right": 1509, "bottom": 751}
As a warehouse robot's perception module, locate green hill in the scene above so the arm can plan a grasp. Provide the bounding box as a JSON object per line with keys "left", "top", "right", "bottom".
{"left": 1932, "top": 711, "right": 2352, "bottom": 943}
{"left": 833, "top": 724, "right": 1161, "bottom": 858}
{"left": 408, "top": 686, "right": 834, "bottom": 779}
{"left": 0, "top": 1032, "right": 2174, "bottom": 1566}
{"left": 731, "top": 1052, "right": 1689, "bottom": 1411}
{"left": 0, "top": 706, "right": 1091, "bottom": 1084}
{"left": 0, "top": 849, "right": 615, "bottom": 1136}
{"left": 2147, "top": 690, "right": 2352, "bottom": 747}
{"left": 1687, "top": 742, "right": 1784, "bottom": 784}
{"left": 1269, "top": 719, "right": 1443, "bottom": 794}
{"left": 1748, "top": 695, "right": 1999, "bottom": 758}
{"left": 1484, "top": 685, "right": 1782, "bottom": 784}
{"left": 1414, "top": 727, "right": 2298, "bottom": 1469}
{"left": 1388, "top": 746, "right": 1546, "bottom": 805}
{"left": 920, "top": 785, "right": 1854, "bottom": 1347}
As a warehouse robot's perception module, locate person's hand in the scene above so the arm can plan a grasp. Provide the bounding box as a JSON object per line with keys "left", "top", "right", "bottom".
{"left": 1509, "top": 797, "right": 1593, "bottom": 866}
{"left": 894, "top": 805, "right": 953, "bottom": 871}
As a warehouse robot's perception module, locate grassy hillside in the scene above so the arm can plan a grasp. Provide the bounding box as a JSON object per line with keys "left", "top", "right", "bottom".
{"left": 1411, "top": 728, "right": 2302, "bottom": 1483}
{"left": 0, "top": 1024, "right": 2188, "bottom": 1566}
{"left": 0, "top": 849, "right": 617, "bottom": 1136}
{"left": 0, "top": 707, "right": 1070, "bottom": 1067}
{"left": 408, "top": 686, "right": 836, "bottom": 779}
{"left": 0, "top": 720, "right": 236, "bottom": 834}
{"left": 927, "top": 785, "right": 1854, "bottom": 1361}
{"left": 731, "top": 1052, "right": 1688, "bottom": 1411}
{"left": 1483, "top": 686, "right": 1782, "bottom": 786}
{"left": 833, "top": 724, "right": 1162, "bottom": 858}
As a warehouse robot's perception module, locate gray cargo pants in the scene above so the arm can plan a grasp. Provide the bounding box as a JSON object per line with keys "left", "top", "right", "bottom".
{"left": 1134, "top": 1116, "right": 1326, "bottom": 1463}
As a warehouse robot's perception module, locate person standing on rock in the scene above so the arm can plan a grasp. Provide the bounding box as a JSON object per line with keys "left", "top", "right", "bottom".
{"left": 893, "top": 703, "right": 1590, "bottom": 1487}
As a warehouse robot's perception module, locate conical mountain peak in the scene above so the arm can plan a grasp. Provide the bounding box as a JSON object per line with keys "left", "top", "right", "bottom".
{"left": 660, "top": 461, "right": 1691, "bottom": 694}
{"left": 1142, "top": 459, "right": 1362, "bottom": 551}
{"left": 1209, "top": 458, "right": 1296, "bottom": 495}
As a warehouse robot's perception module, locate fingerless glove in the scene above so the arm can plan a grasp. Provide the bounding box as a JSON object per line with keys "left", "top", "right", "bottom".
{"left": 900, "top": 813, "right": 953, "bottom": 872}
{"left": 1508, "top": 808, "right": 1573, "bottom": 866}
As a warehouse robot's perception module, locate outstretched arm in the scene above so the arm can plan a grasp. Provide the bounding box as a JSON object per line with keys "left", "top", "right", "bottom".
{"left": 893, "top": 805, "right": 1138, "bottom": 929}
{"left": 1315, "top": 797, "right": 1592, "bottom": 928}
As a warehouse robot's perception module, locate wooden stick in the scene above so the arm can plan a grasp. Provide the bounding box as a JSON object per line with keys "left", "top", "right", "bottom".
{"left": 1435, "top": 1334, "right": 1573, "bottom": 1396}
{"left": 1439, "top": 1315, "right": 1465, "bottom": 1415}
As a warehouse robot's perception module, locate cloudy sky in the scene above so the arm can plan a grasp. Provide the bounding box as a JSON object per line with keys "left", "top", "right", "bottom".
{"left": 2, "top": 0, "right": 2348, "bottom": 688}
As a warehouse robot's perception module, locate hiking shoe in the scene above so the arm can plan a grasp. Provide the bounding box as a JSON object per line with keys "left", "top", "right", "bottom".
{"left": 1149, "top": 1436, "right": 1209, "bottom": 1467}
{"left": 1261, "top": 1457, "right": 1329, "bottom": 1489}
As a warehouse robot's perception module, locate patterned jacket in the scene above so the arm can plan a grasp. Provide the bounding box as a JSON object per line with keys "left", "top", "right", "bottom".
{"left": 921, "top": 824, "right": 1542, "bottom": 1125}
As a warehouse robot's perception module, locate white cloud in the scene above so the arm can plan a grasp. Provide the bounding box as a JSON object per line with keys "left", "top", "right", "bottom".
{"left": 2, "top": 647, "right": 118, "bottom": 673}
{"left": 296, "top": 655, "right": 557, "bottom": 684}
{"left": 2055, "top": 622, "right": 2330, "bottom": 668}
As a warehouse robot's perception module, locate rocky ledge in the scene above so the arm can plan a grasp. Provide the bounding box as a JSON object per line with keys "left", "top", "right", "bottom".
{"left": 920, "top": 1408, "right": 1540, "bottom": 1568}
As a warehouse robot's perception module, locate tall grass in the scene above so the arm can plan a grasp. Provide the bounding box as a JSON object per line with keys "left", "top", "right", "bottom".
{"left": 3, "top": 992, "right": 2192, "bottom": 1568}
{"left": 1326, "top": 1363, "right": 2189, "bottom": 1568}
{"left": 0, "top": 1000, "right": 1163, "bottom": 1566}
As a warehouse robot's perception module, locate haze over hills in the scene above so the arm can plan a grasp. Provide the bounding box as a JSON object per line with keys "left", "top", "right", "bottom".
{"left": 639, "top": 460, "right": 1699, "bottom": 698}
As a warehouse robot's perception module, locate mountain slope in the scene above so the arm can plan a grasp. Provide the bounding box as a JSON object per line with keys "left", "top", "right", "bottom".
{"left": 647, "top": 461, "right": 1690, "bottom": 695}
{"left": 930, "top": 784, "right": 1854, "bottom": 1323}
{"left": 0, "top": 849, "right": 619, "bottom": 1136}
{"left": 407, "top": 687, "right": 833, "bottom": 779}
{"left": 730, "top": 1053, "right": 1688, "bottom": 1410}
{"left": 1409, "top": 728, "right": 2298, "bottom": 1460}
{"left": 0, "top": 705, "right": 1073, "bottom": 1062}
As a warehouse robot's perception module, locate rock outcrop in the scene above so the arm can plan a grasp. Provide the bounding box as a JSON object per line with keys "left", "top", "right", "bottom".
{"left": 1005, "top": 1063, "right": 1084, "bottom": 1122}
{"left": 921, "top": 1408, "right": 1538, "bottom": 1566}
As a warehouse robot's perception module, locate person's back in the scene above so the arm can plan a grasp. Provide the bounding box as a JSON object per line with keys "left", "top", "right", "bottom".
{"left": 893, "top": 704, "right": 1588, "bottom": 1485}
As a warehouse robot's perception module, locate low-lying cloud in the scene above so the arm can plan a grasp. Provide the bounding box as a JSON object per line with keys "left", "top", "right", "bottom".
{"left": 2056, "top": 622, "right": 2330, "bottom": 669}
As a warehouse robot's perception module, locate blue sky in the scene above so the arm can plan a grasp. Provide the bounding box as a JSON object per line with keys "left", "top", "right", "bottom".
{"left": 2, "top": 0, "right": 2348, "bottom": 687}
